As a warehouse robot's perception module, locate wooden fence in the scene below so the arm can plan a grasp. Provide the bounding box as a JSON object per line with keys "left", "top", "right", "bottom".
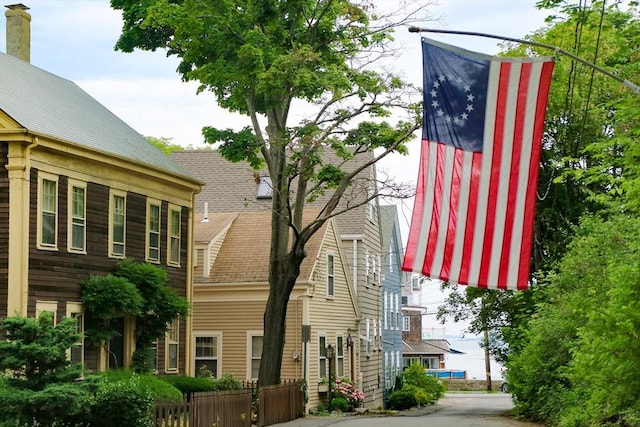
{"left": 257, "top": 380, "right": 305, "bottom": 427}
{"left": 154, "top": 389, "right": 252, "bottom": 427}
{"left": 153, "top": 380, "right": 305, "bottom": 427}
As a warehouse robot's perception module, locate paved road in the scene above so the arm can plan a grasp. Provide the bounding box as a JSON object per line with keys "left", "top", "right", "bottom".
{"left": 273, "top": 393, "right": 542, "bottom": 427}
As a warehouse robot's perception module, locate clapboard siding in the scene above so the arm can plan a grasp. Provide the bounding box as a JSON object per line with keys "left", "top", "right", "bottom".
{"left": 25, "top": 168, "right": 190, "bottom": 374}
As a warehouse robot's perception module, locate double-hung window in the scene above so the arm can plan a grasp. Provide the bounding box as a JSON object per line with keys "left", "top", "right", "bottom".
{"left": 249, "top": 333, "right": 263, "bottom": 380}
{"left": 68, "top": 181, "right": 86, "bottom": 253}
{"left": 147, "top": 200, "right": 161, "bottom": 263}
{"left": 109, "top": 190, "right": 126, "bottom": 258}
{"left": 318, "top": 335, "right": 328, "bottom": 379}
{"left": 66, "top": 303, "right": 84, "bottom": 366}
{"left": 326, "top": 253, "right": 335, "bottom": 297}
{"left": 166, "top": 318, "right": 179, "bottom": 372}
{"left": 38, "top": 174, "right": 58, "bottom": 249}
{"left": 168, "top": 205, "right": 181, "bottom": 266}
{"left": 194, "top": 335, "right": 220, "bottom": 378}
{"left": 336, "top": 336, "right": 344, "bottom": 377}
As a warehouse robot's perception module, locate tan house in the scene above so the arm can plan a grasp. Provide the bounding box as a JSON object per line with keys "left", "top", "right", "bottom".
{"left": 191, "top": 210, "right": 360, "bottom": 411}
{"left": 172, "top": 149, "right": 386, "bottom": 408}
{"left": 0, "top": 5, "right": 202, "bottom": 374}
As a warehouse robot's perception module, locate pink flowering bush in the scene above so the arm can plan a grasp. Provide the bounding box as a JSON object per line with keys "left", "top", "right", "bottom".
{"left": 332, "top": 377, "right": 364, "bottom": 411}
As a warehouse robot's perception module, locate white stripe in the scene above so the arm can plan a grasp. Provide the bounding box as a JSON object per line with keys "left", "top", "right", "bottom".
{"left": 506, "top": 62, "right": 544, "bottom": 288}
{"left": 487, "top": 62, "right": 522, "bottom": 289}
{"left": 430, "top": 144, "right": 456, "bottom": 277}
{"left": 448, "top": 150, "right": 474, "bottom": 284}
{"left": 467, "top": 60, "right": 501, "bottom": 286}
{"left": 411, "top": 141, "right": 438, "bottom": 275}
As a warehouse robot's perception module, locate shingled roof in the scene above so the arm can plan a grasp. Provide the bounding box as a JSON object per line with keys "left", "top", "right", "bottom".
{"left": 171, "top": 150, "right": 376, "bottom": 235}
{"left": 194, "top": 210, "right": 326, "bottom": 284}
{"left": 0, "top": 52, "right": 193, "bottom": 179}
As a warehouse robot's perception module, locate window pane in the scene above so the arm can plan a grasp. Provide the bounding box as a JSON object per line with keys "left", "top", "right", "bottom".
{"left": 251, "top": 336, "right": 263, "bottom": 357}
{"left": 42, "top": 213, "right": 56, "bottom": 245}
{"left": 168, "top": 343, "right": 178, "bottom": 370}
{"left": 195, "top": 336, "right": 215, "bottom": 358}
{"left": 251, "top": 359, "right": 261, "bottom": 379}
{"left": 195, "top": 360, "right": 218, "bottom": 378}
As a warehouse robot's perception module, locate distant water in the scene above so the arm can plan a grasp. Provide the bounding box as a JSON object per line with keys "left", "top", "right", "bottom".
{"left": 445, "top": 337, "right": 504, "bottom": 381}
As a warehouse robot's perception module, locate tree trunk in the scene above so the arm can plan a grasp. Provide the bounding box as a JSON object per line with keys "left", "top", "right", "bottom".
{"left": 483, "top": 327, "right": 492, "bottom": 392}
{"left": 259, "top": 282, "right": 292, "bottom": 387}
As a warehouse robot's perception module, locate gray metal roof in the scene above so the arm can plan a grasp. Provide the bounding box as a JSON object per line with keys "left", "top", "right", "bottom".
{"left": 0, "top": 52, "right": 193, "bottom": 178}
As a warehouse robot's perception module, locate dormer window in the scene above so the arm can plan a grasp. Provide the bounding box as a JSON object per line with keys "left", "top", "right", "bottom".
{"left": 257, "top": 176, "right": 273, "bottom": 199}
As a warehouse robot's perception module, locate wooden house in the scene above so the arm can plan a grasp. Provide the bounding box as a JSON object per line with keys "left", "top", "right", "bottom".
{"left": 379, "top": 205, "right": 405, "bottom": 399}
{"left": 191, "top": 210, "right": 360, "bottom": 411}
{"left": 0, "top": 5, "right": 202, "bottom": 374}
{"left": 172, "top": 149, "right": 386, "bottom": 408}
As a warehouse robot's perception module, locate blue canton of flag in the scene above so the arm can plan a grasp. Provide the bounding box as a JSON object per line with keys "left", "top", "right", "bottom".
{"left": 423, "top": 40, "right": 491, "bottom": 152}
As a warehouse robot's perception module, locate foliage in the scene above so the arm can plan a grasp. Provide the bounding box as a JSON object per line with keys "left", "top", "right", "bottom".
{"left": 0, "top": 313, "right": 92, "bottom": 426}
{"left": 113, "top": 258, "right": 190, "bottom": 372}
{"left": 159, "top": 375, "right": 217, "bottom": 395}
{"left": 507, "top": 214, "right": 640, "bottom": 426}
{"left": 81, "top": 259, "right": 189, "bottom": 372}
{"left": 331, "top": 378, "right": 364, "bottom": 411}
{"left": 146, "top": 136, "right": 203, "bottom": 154}
{"left": 402, "top": 363, "right": 445, "bottom": 403}
{"left": 386, "top": 388, "right": 418, "bottom": 411}
{"left": 110, "top": 0, "right": 425, "bottom": 386}
{"left": 0, "top": 312, "right": 82, "bottom": 390}
{"left": 98, "top": 370, "right": 183, "bottom": 402}
{"left": 328, "top": 396, "right": 349, "bottom": 413}
{"left": 213, "top": 373, "right": 243, "bottom": 391}
{"left": 91, "top": 375, "right": 153, "bottom": 427}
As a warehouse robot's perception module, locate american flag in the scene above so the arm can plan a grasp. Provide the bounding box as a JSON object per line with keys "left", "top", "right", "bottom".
{"left": 402, "top": 38, "right": 554, "bottom": 290}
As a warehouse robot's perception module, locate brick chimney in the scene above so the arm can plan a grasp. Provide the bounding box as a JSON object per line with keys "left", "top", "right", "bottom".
{"left": 5, "top": 3, "right": 31, "bottom": 62}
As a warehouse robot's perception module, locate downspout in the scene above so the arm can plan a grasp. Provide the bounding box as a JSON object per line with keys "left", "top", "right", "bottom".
{"left": 185, "top": 188, "right": 199, "bottom": 375}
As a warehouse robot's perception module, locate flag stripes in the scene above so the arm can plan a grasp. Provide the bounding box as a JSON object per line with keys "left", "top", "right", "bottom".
{"left": 402, "top": 39, "right": 554, "bottom": 291}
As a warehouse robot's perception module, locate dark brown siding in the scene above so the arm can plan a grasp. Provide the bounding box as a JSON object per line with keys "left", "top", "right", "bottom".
{"left": 0, "top": 144, "right": 8, "bottom": 318}
{"left": 27, "top": 168, "right": 191, "bottom": 374}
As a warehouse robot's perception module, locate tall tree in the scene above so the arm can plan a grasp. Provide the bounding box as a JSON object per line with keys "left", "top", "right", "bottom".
{"left": 110, "top": 0, "right": 427, "bottom": 386}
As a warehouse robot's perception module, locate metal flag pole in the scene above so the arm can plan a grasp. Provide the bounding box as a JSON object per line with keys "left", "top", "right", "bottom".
{"left": 408, "top": 26, "right": 640, "bottom": 95}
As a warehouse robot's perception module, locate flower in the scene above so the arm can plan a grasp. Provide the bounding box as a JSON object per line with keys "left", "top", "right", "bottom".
{"left": 331, "top": 377, "right": 364, "bottom": 410}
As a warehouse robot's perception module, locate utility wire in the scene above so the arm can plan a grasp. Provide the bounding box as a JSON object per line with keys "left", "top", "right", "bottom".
{"left": 407, "top": 26, "right": 640, "bottom": 95}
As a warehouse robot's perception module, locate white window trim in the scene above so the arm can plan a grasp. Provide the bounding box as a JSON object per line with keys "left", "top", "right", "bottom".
{"left": 403, "top": 315, "right": 410, "bottom": 332}
{"left": 167, "top": 203, "right": 181, "bottom": 267}
{"left": 37, "top": 172, "right": 59, "bottom": 251}
{"left": 108, "top": 189, "right": 127, "bottom": 259}
{"left": 146, "top": 199, "right": 162, "bottom": 263}
{"left": 247, "top": 331, "right": 263, "bottom": 381}
{"left": 326, "top": 252, "right": 335, "bottom": 298}
{"left": 66, "top": 302, "right": 84, "bottom": 366}
{"left": 67, "top": 179, "right": 87, "bottom": 254}
{"left": 35, "top": 300, "right": 58, "bottom": 323}
{"left": 193, "top": 332, "right": 222, "bottom": 378}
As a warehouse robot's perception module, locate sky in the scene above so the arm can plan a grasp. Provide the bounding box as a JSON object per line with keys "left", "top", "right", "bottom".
{"left": 0, "top": 0, "right": 552, "bottom": 347}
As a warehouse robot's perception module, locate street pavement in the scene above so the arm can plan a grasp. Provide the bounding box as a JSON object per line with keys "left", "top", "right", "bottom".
{"left": 271, "top": 393, "right": 542, "bottom": 427}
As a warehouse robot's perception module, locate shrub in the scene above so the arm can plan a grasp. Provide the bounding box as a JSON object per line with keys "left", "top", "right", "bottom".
{"left": 213, "top": 373, "right": 243, "bottom": 391}
{"left": 91, "top": 375, "right": 153, "bottom": 427}
{"left": 402, "top": 363, "right": 445, "bottom": 402}
{"left": 331, "top": 378, "right": 364, "bottom": 411}
{"left": 329, "top": 396, "right": 350, "bottom": 413}
{"left": 99, "top": 370, "right": 182, "bottom": 402}
{"left": 386, "top": 388, "right": 418, "bottom": 410}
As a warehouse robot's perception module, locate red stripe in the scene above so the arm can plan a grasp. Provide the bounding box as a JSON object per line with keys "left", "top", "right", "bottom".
{"left": 478, "top": 62, "right": 511, "bottom": 287}
{"left": 422, "top": 143, "right": 447, "bottom": 274}
{"left": 458, "top": 151, "right": 482, "bottom": 285}
{"left": 402, "top": 138, "right": 429, "bottom": 271}
{"left": 517, "top": 61, "right": 554, "bottom": 289}
{"left": 439, "top": 147, "right": 465, "bottom": 279}
{"left": 498, "top": 63, "right": 531, "bottom": 288}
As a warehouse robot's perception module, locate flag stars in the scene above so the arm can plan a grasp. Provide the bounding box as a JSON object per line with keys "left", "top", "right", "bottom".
{"left": 466, "top": 104, "right": 474, "bottom": 112}
{"left": 467, "top": 93, "right": 475, "bottom": 102}
{"left": 464, "top": 84, "right": 471, "bottom": 92}
{"left": 437, "top": 109, "right": 445, "bottom": 117}
{"left": 431, "top": 100, "right": 439, "bottom": 108}
{"left": 433, "top": 81, "right": 441, "bottom": 89}
{"left": 438, "top": 74, "right": 446, "bottom": 82}
{"left": 430, "top": 89, "right": 438, "bottom": 98}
